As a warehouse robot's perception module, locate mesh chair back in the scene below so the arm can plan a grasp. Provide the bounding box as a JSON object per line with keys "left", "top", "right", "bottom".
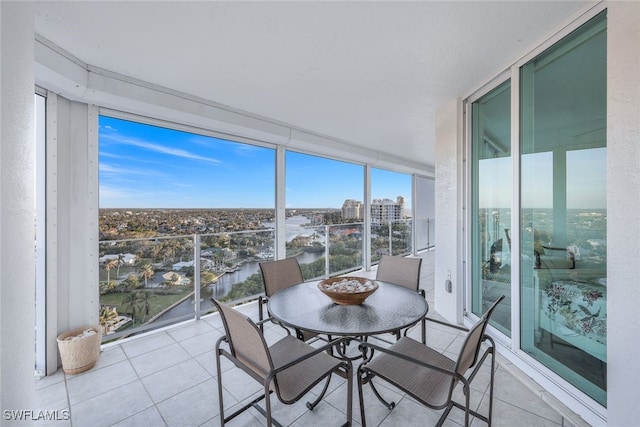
{"left": 375, "top": 255, "right": 422, "bottom": 291}
{"left": 454, "top": 295, "right": 505, "bottom": 376}
{"left": 260, "top": 257, "right": 304, "bottom": 297}
{"left": 213, "top": 299, "right": 272, "bottom": 379}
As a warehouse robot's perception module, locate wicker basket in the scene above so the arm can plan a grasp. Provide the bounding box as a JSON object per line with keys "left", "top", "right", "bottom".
{"left": 57, "top": 326, "right": 102, "bottom": 374}
{"left": 318, "top": 277, "right": 379, "bottom": 305}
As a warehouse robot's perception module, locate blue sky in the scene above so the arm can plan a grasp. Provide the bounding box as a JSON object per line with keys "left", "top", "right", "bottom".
{"left": 99, "top": 116, "right": 411, "bottom": 209}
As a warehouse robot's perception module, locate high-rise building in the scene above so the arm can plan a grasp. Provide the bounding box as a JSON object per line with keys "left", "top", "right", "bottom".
{"left": 341, "top": 199, "right": 362, "bottom": 220}
{"left": 371, "top": 197, "right": 405, "bottom": 224}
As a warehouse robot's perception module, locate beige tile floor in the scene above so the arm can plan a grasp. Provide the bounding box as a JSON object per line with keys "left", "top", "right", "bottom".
{"left": 34, "top": 251, "right": 589, "bottom": 426}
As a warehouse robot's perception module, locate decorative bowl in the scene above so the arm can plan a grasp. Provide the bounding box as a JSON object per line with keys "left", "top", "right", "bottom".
{"left": 317, "top": 277, "right": 379, "bottom": 305}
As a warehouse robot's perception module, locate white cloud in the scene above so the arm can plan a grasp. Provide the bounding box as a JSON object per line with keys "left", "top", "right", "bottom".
{"left": 101, "top": 133, "right": 221, "bottom": 164}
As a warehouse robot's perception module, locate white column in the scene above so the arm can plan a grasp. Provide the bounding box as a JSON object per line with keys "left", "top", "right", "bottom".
{"left": 607, "top": 2, "right": 640, "bottom": 425}
{"left": 275, "top": 146, "right": 286, "bottom": 258}
{"left": 0, "top": 0, "right": 35, "bottom": 414}
{"left": 50, "top": 98, "right": 100, "bottom": 338}
{"left": 434, "top": 98, "right": 464, "bottom": 323}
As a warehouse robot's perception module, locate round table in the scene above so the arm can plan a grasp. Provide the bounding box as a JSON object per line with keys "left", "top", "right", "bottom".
{"left": 267, "top": 280, "right": 428, "bottom": 337}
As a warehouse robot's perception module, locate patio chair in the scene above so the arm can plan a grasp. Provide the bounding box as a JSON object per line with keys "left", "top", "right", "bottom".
{"left": 259, "top": 257, "right": 317, "bottom": 341}
{"left": 356, "top": 295, "right": 505, "bottom": 427}
{"left": 212, "top": 298, "right": 353, "bottom": 426}
{"left": 375, "top": 255, "right": 425, "bottom": 343}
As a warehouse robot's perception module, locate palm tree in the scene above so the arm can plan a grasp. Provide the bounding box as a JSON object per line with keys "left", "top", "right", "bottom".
{"left": 121, "top": 292, "right": 141, "bottom": 324}
{"left": 104, "top": 259, "right": 118, "bottom": 283}
{"left": 115, "top": 253, "right": 125, "bottom": 278}
{"left": 99, "top": 305, "right": 118, "bottom": 335}
{"left": 137, "top": 291, "right": 155, "bottom": 323}
{"left": 139, "top": 264, "right": 154, "bottom": 288}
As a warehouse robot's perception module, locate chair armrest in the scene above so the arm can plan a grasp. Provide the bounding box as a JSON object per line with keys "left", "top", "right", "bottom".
{"left": 256, "top": 316, "right": 292, "bottom": 336}
{"left": 271, "top": 336, "right": 352, "bottom": 375}
{"left": 424, "top": 316, "right": 469, "bottom": 332}
{"left": 358, "top": 340, "right": 466, "bottom": 383}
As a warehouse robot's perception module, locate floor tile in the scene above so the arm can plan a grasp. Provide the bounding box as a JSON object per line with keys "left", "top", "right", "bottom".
{"left": 477, "top": 396, "right": 562, "bottom": 427}
{"left": 33, "top": 380, "right": 69, "bottom": 413}
{"left": 93, "top": 344, "right": 127, "bottom": 370}
{"left": 120, "top": 331, "right": 175, "bottom": 358}
{"left": 492, "top": 368, "right": 563, "bottom": 424}
{"left": 156, "top": 378, "right": 222, "bottom": 427}
{"left": 141, "top": 358, "right": 211, "bottom": 403}
{"left": 34, "top": 370, "right": 65, "bottom": 390}
{"left": 178, "top": 329, "right": 224, "bottom": 358}
{"left": 66, "top": 359, "right": 138, "bottom": 405}
{"left": 166, "top": 319, "right": 215, "bottom": 342}
{"left": 130, "top": 342, "right": 192, "bottom": 378}
{"left": 71, "top": 380, "right": 153, "bottom": 427}
{"left": 110, "top": 406, "right": 167, "bottom": 427}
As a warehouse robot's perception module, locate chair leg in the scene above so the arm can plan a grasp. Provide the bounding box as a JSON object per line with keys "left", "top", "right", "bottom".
{"left": 464, "top": 383, "right": 471, "bottom": 427}
{"left": 369, "top": 379, "right": 395, "bottom": 410}
{"left": 488, "top": 349, "right": 495, "bottom": 426}
{"left": 216, "top": 353, "right": 225, "bottom": 426}
{"left": 306, "top": 375, "right": 332, "bottom": 410}
{"left": 435, "top": 402, "right": 455, "bottom": 427}
{"left": 357, "top": 366, "right": 368, "bottom": 427}
{"left": 265, "top": 383, "right": 273, "bottom": 427}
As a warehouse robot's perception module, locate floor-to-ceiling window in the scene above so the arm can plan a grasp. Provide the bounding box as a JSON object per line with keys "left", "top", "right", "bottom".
{"left": 98, "top": 115, "right": 276, "bottom": 333}
{"left": 415, "top": 176, "right": 435, "bottom": 251}
{"left": 285, "top": 151, "right": 364, "bottom": 277}
{"left": 520, "top": 12, "right": 607, "bottom": 405}
{"left": 370, "top": 168, "right": 413, "bottom": 261}
{"left": 470, "top": 80, "right": 512, "bottom": 336}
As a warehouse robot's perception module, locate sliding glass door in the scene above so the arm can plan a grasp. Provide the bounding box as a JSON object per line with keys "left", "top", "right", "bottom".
{"left": 469, "top": 11, "right": 607, "bottom": 406}
{"left": 520, "top": 12, "right": 607, "bottom": 405}
{"left": 470, "top": 80, "right": 512, "bottom": 336}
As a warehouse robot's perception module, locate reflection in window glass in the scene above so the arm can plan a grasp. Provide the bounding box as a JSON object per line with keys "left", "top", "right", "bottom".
{"left": 471, "top": 80, "right": 512, "bottom": 336}
{"left": 371, "top": 168, "right": 412, "bottom": 261}
{"left": 520, "top": 12, "right": 607, "bottom": 406}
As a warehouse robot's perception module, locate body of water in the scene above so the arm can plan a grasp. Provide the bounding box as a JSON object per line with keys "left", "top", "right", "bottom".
{"left": 155, "top": 217, "right": 325, "bottom": 321}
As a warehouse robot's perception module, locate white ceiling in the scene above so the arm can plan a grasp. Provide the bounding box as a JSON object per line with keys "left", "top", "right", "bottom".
{"left": 34, "top": 1, "right": 589, "bottom": 169}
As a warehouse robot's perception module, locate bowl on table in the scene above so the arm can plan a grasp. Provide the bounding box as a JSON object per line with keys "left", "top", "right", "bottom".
{"left": 317, "top": 277, "right": 379, "bottom": 305}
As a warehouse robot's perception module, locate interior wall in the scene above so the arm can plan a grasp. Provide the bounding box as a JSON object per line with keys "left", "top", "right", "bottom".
{"left": 606, "top": 2, "right": 640, "bottom": 425}
{"left": 0, "top": 0, "right": 35, "bottom": 413}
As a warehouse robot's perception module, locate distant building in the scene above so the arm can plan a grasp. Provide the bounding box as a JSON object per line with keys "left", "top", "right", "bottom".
{"left": 99, "top": 253, "right": 137, "bottom": 265}
{"left": 342, "top": 196, "right": 406, "bottom": 224}
{"left": 341, "top": 199, "right": 363, "bottom": 220}
{"left": 371, "top": 196, "right": 405, "bottom": 225}
{"left": 162, "top": 271, "right": 191, "bottom": 286}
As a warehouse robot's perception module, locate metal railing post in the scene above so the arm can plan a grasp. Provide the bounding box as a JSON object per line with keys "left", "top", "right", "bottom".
{"left": 194, "top": 234, "right": 201, "bottom": 320}
{"left": 324, "top": 225, "right": 330, "bottom": 277}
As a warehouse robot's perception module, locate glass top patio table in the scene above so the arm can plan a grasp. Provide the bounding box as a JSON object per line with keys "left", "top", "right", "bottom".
{"left": 267, "top": 280, "right": 428, "bottom": 337}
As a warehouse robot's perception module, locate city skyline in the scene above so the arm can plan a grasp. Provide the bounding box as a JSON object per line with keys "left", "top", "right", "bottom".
{"left": 99, "top": 116, "right": 412, "bottom": 209}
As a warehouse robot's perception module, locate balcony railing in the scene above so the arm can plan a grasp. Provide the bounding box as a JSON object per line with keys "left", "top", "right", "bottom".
{"left": 98, "top": 218, "right": 434, "bottom": 342}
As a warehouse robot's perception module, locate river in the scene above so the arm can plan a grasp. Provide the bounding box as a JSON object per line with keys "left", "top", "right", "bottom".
{"left": 155, "top": 216, "right": 324, "bottom": 321}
